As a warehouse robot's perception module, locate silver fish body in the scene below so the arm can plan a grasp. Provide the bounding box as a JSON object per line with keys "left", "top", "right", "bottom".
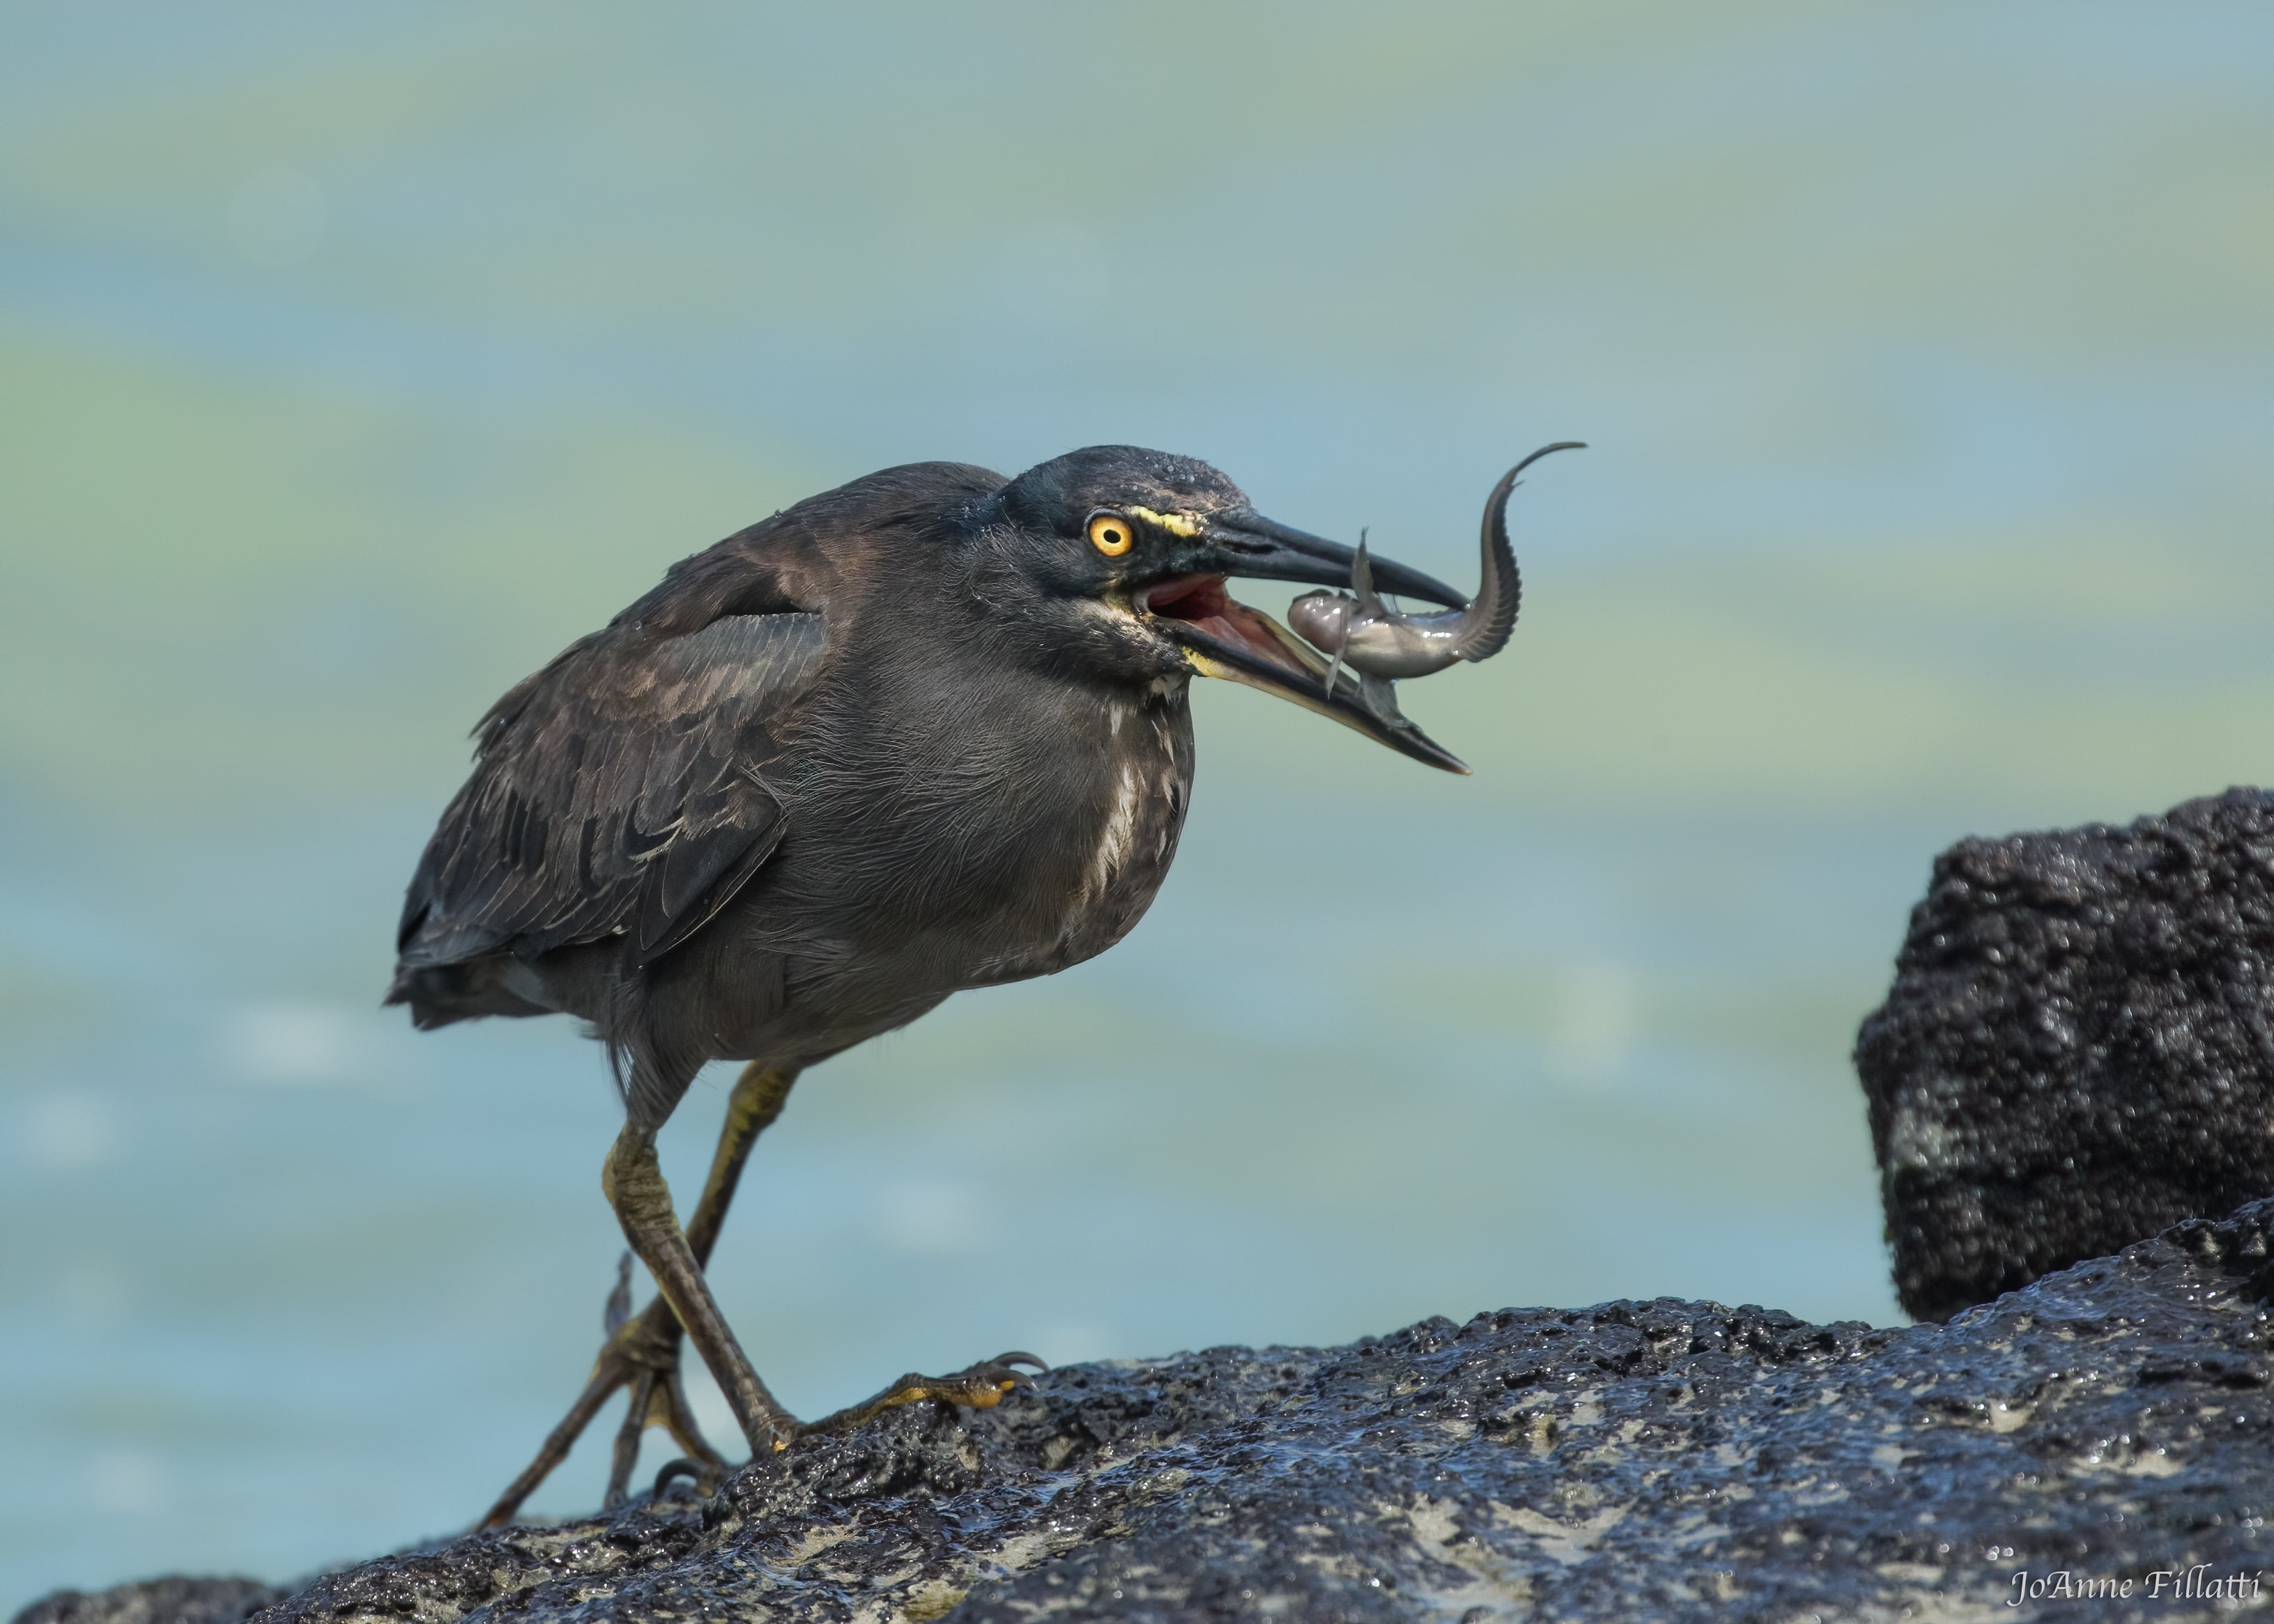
{"left": 1287, "top": 442, "right": 1583, "bottom": 724}
{"left": 1291, "top": 562, "right": 1477, "bottom": 679}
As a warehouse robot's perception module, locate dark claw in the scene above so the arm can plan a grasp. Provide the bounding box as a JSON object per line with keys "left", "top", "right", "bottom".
{"left": 939, "top": 1352, "right": 1047, "bottom": 1402}
{"left": 652, "top": 1456, "right": 721, "bottom": 1502}
{"left": 986, "top": 1351, "right": 1047, "bottom": 1387}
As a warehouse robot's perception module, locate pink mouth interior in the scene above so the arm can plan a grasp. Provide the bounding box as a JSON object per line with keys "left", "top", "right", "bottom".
{"left": 1142, "top": 575, "right": 1311, "bottom": 678}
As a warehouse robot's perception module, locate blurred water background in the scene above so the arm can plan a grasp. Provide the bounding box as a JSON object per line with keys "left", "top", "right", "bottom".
{"left": 5, "top": 0, "right": 2273, "bottom": 1602}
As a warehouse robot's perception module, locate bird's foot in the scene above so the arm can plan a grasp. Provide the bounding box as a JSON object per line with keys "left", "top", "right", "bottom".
{"left": 479, "top": 1255, "right": 1044, "bottom": 1526}
{"left": 797, "top": 1352, "right": 1047, "bottom": 1439}
{"left": 477, "top": 1254, "right": 726, "bottom": 1528}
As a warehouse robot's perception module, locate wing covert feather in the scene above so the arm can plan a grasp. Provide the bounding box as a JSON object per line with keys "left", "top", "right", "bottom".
{"left": 397, "top": 611, "right": 825, "bottom": 971}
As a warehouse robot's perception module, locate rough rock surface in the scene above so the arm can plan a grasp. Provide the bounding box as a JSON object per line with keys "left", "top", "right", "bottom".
{"left": 1857, "top": 787, "right": 2274, "bottom": 1322}
{"left": 13, "top": 1579, "right": 282, "bottom": 1624}
{"left": 31, "top": 1201, "right": 2274, "bottom": 1623}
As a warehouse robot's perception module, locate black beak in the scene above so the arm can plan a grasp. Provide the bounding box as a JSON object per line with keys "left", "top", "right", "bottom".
{"left": 1201, "top": 511, "right": 1468, "bottom": 610}
{"left": 1135, "top": 509, "right": 1472, "bottom": 773}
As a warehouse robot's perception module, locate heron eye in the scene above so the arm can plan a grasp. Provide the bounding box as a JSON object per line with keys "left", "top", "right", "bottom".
{"left": 1087, "top": 512, "right": 1135, "bottom": 557}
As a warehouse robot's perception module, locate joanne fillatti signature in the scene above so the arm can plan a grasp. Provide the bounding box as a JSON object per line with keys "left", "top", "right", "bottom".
{"left": 2008, "top": 1565, "right": 2264, "bottom": 1606}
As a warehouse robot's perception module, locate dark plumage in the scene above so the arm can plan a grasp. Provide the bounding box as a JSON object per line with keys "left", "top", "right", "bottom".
{"left": 390, "top": 447, "right": 1481, "bottom": 1521}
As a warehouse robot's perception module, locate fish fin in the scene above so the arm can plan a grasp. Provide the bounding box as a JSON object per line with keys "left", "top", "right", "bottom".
{"left": 1323, "top": 644, "right": 1345, "bottom": 699}
{"left": 1351, "top": 532, "right": 1386, "bottom": 615}
{"left": 1358, "top": 672, "right": 1410, "bottom": 728}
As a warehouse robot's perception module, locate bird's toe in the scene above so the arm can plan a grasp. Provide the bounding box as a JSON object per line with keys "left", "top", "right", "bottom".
{"left": 942, "top": 1350, "right": 1049, "bottom": 1407}
{"left": 804, "top": 1352, "right": 1050, "bottom": 1436}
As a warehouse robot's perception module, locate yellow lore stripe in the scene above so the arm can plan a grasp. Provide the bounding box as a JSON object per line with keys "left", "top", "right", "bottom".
{"left": 1124, "top": 505, "right": 1205, "bottom": 539}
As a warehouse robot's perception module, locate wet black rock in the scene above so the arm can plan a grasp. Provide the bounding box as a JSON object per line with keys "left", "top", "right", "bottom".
{"left": 1856, "top": 787, "right": 2274, "bottom": 1322}
{"left": 12, "top": 1578, "right": 282, "bottom": 1624}
{"left": 29, "top": 1202, "right": 2274, "bottom": 1623}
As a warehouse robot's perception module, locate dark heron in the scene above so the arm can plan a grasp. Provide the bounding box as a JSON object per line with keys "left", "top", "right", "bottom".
{"left": 389, "top": 446, "right": 1487, "bottom": 1522}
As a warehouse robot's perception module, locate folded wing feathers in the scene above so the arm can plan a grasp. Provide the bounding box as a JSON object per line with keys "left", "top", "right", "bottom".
{"left": 396, "top": 611, "right": 827, "bottom": 973}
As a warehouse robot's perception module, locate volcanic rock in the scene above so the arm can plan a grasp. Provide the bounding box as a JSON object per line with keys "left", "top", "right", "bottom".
{"left": 1857, "top": 787, "right": 2274, "bottom": 1322}
{"left": 24, "top": 1201, "right": 2274, "bottom": 1622}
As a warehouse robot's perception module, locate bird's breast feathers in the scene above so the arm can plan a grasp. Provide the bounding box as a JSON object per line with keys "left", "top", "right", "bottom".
{"left": 949, "top": 691, "right": 1191, "bottom": 987}
{"left": 1050, "top": 697, "right": 1192, "bottom": 958}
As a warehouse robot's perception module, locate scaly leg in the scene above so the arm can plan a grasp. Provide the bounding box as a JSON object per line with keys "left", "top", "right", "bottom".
{"left": 601, "top": 1120, "right": 797, "bottom": 1455}
{"left": 479, "top": 1062, "right": 797, "bottom": 1526}
{"left": 479, "top": 1060, "right": 1047, "bottom": 1526}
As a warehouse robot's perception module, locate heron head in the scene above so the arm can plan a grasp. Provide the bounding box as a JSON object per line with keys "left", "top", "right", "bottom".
{"left": 983, "top": 445, "right": 1470, "bottom": 773}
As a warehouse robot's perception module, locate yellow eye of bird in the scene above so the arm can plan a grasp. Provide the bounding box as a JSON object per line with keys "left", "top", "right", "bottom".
{"left": 1087, "top": 512, "right": 1135, "bottom": 557}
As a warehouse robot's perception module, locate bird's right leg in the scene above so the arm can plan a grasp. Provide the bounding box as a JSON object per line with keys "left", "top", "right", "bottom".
{"left": 603, "top": 1113, "right": 799, "bottom": 1453}
{"left": 477, "top": 1062, "right": 797, "bottom": 1527}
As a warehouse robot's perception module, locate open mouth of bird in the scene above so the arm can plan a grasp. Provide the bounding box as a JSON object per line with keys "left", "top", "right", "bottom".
{"left": 1134, "top": 573, "right": 1467, "bottom": 774}
{"left": 1139, "top": 573, "right": 1320, "bottom": 683}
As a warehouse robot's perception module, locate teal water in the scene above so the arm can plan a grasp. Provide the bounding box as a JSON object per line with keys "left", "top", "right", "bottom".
{"left": 6, "top": 3, "right": 2274, "bottom": 1603}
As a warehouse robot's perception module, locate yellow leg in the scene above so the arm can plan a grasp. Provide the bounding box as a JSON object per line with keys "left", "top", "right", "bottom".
{"left": 478, "top": 1063, "right": 797, "bottom": 1527}
{"left": 601, "top": 1122, "right": 797, "bottom": 1454}
{"left": 685, "top": 1061, "right": 795, "bottom": 1267}
{"left": 477, "top": 1060, "right": 1045, "bottom": 1526}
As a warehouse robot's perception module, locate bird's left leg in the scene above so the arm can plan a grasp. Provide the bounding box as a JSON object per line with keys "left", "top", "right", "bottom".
{"left": 600, "top": 1062, "right": 1043, "bottom": 1465}
{"left": 604, "top": 1088, "right": 1046, "bottom": 1455}
{"left": 597, "top": 1060, "right": 799, "bottom": 1504}
{"left": 482, "top": 1060, "right": 1042, "bottom": 1525}
{"left": 601, "top": 1108, "right": 799, "bottom": 1469}
{"left": 477, "top": 1062, "right": 797, "bottom": 1526}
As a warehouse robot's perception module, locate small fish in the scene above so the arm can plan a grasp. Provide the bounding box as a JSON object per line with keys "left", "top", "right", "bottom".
{"left": 1288, "top": 442, "right": 1584, "bottom": 727}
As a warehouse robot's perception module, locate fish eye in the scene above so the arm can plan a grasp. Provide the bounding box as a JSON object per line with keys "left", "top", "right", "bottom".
{"left": 1086, "top": 511, "right": 1135, "bottom": 557}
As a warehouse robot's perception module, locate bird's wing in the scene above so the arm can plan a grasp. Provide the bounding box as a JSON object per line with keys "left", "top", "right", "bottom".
{"left": 394, "top": 608, "right": 827, "bottom": 972}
